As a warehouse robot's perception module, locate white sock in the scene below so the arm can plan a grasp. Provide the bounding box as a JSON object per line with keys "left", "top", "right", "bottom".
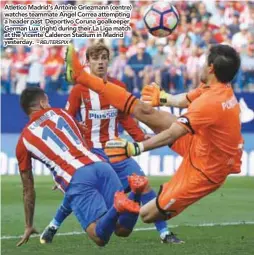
{"left": 160, "top": 230, "right": 170, "bottom": 239}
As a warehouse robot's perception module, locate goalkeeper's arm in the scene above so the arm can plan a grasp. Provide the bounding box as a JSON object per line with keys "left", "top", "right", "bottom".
{"left": 105, "top": 122, "right": 188, "bottom": 160}
{"left": 141, "top": 83, "right": 189, "bottom": 108}
{"left": 141, "top": 122, "right": 188, "bottom": 152}
{"left": 160, "top": 91, "right": 189, "bottom": 108}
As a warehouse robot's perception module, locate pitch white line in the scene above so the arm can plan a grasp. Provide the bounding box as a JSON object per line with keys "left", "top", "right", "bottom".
{"left": 1, "top": 221, "right": 254, "bottom": 240}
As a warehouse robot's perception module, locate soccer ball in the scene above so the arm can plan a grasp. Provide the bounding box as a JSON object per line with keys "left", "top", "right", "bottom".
{"left": 143, "top": 2, "right": 180, "bottom": 37}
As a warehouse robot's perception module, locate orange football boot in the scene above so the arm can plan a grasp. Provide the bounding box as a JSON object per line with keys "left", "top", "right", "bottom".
{"left": 128, "top": 174, "right": 149, "bottom": 194}
{"left": 114, "top": 191, "right": 140, "bottom": 214}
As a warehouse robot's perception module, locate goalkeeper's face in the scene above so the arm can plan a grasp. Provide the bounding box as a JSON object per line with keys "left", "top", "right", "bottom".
{"left": 87, "top": 50, "right": 109, "bottom": 78}
{"left": 200, "top": 63, "right": 209, "bottom": 84}
{"left": 200, "top": 54, "right": 211, "bottom": 84}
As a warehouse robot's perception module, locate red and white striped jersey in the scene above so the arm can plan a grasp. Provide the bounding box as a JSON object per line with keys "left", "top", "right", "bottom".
{"left": 65, "top": 77, "right": 145, "bottom": 149}
{"left": 16, "top": 108, "right": 101, "bottom": 192}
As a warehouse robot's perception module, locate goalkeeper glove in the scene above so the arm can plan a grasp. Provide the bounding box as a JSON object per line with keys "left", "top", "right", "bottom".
{"left": 105, "top": 139, "right": 143, "bottom": 163}
{"left": 141, "top": 83, "right": 170, "bottom": 106}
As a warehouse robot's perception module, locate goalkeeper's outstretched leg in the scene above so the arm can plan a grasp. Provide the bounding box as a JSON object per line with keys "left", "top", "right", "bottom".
{"left": 65, "top": 44, "right": 177, "bottom": 134}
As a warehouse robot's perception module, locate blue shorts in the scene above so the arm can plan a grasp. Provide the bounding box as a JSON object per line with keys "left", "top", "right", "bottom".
{"left": 65, "top": 162, "right": 123, "bottom": 230}
{"left": 92, "top": 148, "right": 145, "bottom": 192}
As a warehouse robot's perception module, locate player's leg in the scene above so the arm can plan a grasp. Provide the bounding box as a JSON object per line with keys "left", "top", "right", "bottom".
{"left": 130, "top": 101, "right": 177, "bottom": 134}
{"left": 139, "top": 159, "right": 222, "bottom": 240}
{"left": 139, "top": 159, "right": 191, "bottom": 223}
{"left": 40, "top": 196, "right": 72, "bottom": 243}
{"left": 90, "top": 149, "right": 142, "bottom": 237}
{"left": 65, "top": 164, "right": 110, "bottom": 246}
{"left": 90, "top": 162, "right": 140, "bottom": 245}
{"left": 93, "top": 161, "right": 140, "bottom": 238}
{"left": 66, "top": 162, "right": 139, "bottom": 246}
{"left": 110, "top": 159, "right": 142, "bottom": 237}
{"left": 65, "top": 44, "right": 177, "bottom": 134}
{"left": 111, "top": 158, "right": 174, "bottom": 242}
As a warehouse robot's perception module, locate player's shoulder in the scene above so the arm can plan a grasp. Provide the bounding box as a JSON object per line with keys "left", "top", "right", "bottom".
{"left": 190, "top": 85, "right": 235, "bottom": 113}
{"left": 16, "top": 128, "right": 27, "bottom": 151}
{"left": 187, "top": 83, "right": 210, "bottom": 102}
{"left": 107, "top": 76, "right": 126, "bottom": 89}
{"left": 189, "top": 90, "right": 217, "bottom": 112}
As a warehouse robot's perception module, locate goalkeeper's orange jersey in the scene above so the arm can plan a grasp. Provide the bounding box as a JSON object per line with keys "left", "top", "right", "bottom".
{"left": 177, "top": 82, "right": 243, "bottom": 183}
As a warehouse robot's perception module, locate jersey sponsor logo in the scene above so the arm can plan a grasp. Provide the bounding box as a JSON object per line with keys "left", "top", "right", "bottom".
{"left": 88, "top": 109, "right": 118, "bottom": 120}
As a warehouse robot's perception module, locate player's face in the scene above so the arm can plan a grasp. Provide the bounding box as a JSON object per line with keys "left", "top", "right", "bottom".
{"left": 88, "top": 50, "right": 109, "bottom": 78}
{"left": 200, "top": 54, "right": 214, "bottom": 84}
{"left": 200, "top": 62, "right": 209, "bottom": 84}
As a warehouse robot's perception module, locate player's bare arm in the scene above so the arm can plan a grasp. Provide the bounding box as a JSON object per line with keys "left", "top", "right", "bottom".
{"left": 105, "top": 122, "right": 188, "bottom": 161}
{"left": 17, "top": 170, "right": 38, "bottom": 247}
{"left": 141, "top": 123, "right": 188, "bottom": 151}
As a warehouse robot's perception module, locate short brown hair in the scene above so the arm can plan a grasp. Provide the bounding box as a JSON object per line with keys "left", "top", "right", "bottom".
{"left": 20, "top": 87, "right": 45, "bottom": 115}
{"left": 86, "top": 43, "right": 110, "bottom": 61}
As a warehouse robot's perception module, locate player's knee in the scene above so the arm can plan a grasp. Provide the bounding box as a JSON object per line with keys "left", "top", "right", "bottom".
{"left": 133, "top": 101, "right": 153, "bottom": 117}
{"left": 140, "top": 202, "right": 160, "bottom": 223}
{"left": 114, "top": 227, "right": 132, "bottom": 237}
{"left": 86, "top": 223, "right": 108, "bottom": 247}
{"left": 141, "top": 214, "right": 153, "bottom": 224}
{"left": 140, "top": 210, "right": 153, "bottom": 223}
{"left": 87, "top": 232, "right": 108, "bottom": 247}
{"left": 141, "top": 102, "right": 153, "bottom": 115}
{"left": 140, "top": 207, "right": 150, "bottom": 223}
{"left": 94, "top": 239, "right": 107, "bottom": 247}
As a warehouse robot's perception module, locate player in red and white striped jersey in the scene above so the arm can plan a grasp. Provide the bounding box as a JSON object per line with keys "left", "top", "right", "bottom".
{"left": 41, "top": 43, "right": 177, "bottom": 245}
{"left": 65, "top": 76, "right": 145, "bottom": 149}
{"left": 16, "top": 107, "right": 102, "bottom": 192}
{"left": 16, "top": 87, "right": 140, "bottom": 247}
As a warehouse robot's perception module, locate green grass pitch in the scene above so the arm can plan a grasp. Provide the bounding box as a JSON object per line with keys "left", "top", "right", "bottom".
{"left": 1, "top": 176, "right": 254, "bottom": 255}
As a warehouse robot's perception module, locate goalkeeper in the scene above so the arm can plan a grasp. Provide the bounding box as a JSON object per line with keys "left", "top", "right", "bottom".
{"left": 65, "top": 44, "right": 243, "bottom": 228}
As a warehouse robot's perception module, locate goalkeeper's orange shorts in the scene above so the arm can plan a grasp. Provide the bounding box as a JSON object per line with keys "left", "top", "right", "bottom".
{"left": 156, "top": 135, "right": 223, "bottom": 219}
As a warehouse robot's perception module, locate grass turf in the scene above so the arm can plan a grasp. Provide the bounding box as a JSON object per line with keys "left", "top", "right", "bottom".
{"left": 1, "top": 176, "right": 254, "bottom": 255}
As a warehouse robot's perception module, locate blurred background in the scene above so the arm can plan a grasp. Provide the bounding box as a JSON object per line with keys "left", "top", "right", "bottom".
{"left": 1, "top": 0, "right": 254, "bottom": 176}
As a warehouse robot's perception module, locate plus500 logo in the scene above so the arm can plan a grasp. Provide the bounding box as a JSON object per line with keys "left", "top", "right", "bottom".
{"left": 89, "top": 109, "right": 118, "bottom": 119}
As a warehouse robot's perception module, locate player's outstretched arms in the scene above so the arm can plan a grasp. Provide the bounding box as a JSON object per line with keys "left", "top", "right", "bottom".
{"left": 141, "top": 83, "right": 189, "bottom": 108}
{"left": 17, "top": 170, "right": 38, "bottom": 247}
